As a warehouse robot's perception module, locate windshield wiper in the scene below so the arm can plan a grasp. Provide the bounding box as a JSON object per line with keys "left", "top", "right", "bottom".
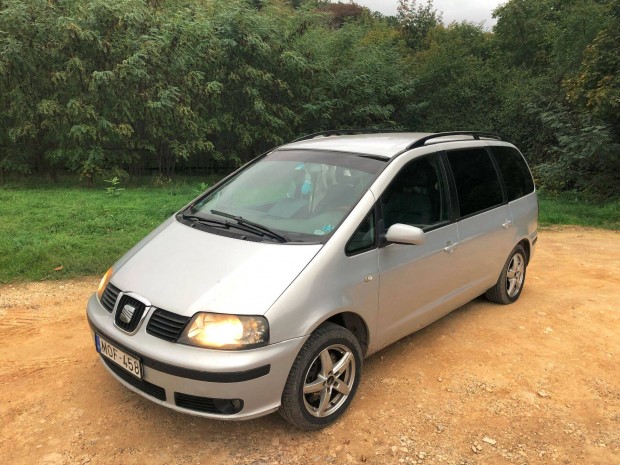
{"left": 183, "top": 212, "right": 280, "bottom": 242}
{"left": 210, "top": 209, "right": 288, "bottom": 243}
{"left": 181, "top": 213, "right": 229, "bottom": 228}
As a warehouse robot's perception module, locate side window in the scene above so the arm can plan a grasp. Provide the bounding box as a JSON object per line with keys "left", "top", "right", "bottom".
{"left": 447, "top": 148, "right": 503, "bottom": 218}
{"left": 346, "top": 209, "right": 376, "bottom": 255}
{"left": 381, "top": 155, "right": 450, "bottom": 230}
{"left": 490, "top": 146, "right": 535, "bottom": 201}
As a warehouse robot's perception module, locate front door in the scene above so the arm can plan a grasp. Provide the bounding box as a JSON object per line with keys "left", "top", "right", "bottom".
{"left": 377, "top": 154, "right": 460, "bottom": 349}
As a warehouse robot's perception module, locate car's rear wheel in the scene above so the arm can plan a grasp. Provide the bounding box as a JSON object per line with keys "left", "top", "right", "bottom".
{"left": 485, "top": 244, "right": 527, "bottom": 304}
{"left": 279, "top": 322, "right": 362, "bottom": 430}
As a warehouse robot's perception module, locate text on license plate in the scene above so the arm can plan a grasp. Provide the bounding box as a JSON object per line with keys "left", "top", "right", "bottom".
{"left": 95, "top": 334, "right": 142, "bottom": 379}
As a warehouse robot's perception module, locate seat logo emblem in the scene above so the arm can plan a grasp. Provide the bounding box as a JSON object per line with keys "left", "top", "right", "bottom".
{"left": 119, "top": 303, "right": 136, "bottom": 324}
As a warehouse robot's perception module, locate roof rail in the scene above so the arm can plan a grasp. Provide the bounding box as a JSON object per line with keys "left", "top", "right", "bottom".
{"left": 291, "top": 128, "right": 402, "bottom": 143}
{"left": 407, "top": 131, "right": 502, "bottom": 150}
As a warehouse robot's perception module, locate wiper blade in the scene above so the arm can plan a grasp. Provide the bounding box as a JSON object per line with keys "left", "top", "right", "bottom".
{"left": 181, "top": 213, "right": 229, "bottom": 228}
{"left": 183, "top": 212, "right": 276, "bottom": 241}
{"left": 210, "top": 209, "right": 288, "bottom": 243}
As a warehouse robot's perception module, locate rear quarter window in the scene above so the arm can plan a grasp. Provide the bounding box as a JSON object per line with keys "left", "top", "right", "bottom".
{"left": 490, "top": 146, "right": 535, "bottom": 201}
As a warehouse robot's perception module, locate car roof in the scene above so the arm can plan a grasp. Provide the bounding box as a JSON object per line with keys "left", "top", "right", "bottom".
{"left": 280, "top": 132, "right": 503, "bottom": 158}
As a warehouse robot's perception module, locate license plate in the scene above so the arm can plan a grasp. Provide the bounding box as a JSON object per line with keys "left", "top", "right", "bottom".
{"left": 95, "top": 334, "right": 142, "bottom": 379}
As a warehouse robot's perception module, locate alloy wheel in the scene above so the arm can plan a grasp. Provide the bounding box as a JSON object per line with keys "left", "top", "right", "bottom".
{"left": 506, "top": 252, "right": 525, "bottom": 297}
{"left": 302, "top": 344, "right": 356, "bottom": 418}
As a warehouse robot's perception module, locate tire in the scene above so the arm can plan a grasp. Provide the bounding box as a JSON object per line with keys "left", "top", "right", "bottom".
{"left": 279, "top": 322, "right": 363, "bottom": 430}
{"left": 485, "top": 244, "right": 527, "bottom": 304}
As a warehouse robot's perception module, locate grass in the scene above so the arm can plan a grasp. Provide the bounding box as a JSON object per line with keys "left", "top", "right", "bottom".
{"left": 538, "top": 192, "right": 620, "bottom": 230}
{"left": 0, "top": 178, "right": 218, "bottom": 282}
{"left": 0, "top": 182, "right": 618, "bottom": 283}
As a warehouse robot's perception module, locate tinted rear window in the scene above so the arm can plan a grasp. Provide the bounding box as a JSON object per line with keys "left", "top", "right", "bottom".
{"left": 447, "top": 148, "right": 504, "bottom": 217}
{"left": 490, "top": 146, "right": 535, "bottom": 201}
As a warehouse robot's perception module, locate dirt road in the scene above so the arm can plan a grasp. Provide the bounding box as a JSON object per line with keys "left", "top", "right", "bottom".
{"left": 1, "top": 228, "right": 619, "bottom": 465}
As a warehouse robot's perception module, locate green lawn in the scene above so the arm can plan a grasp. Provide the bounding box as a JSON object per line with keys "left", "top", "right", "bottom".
{"left": 538, "top": 193, "right": 620, "bottom": 230}
{"left": 0, "top": 183, "right": 200, "bottom": 282}
{"left": 0, "top": 184, "right": 618, "bottom": 282}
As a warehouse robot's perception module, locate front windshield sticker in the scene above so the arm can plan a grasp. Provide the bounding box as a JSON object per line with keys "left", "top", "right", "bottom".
{"left": 322, "top": 225, "right": 334, "bottom": 232}
{"left": 314, "top": 230, "right": 326, "bottom": 236}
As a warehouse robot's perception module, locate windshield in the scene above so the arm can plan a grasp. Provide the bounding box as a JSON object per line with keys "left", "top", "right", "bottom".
{"left": 188, "top": 149, "right": 386, "bottom": 242}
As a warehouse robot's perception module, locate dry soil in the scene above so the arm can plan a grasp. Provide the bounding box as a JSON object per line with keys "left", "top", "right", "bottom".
{"left": 1, "top": 227, "right": 619, "bottom": 465}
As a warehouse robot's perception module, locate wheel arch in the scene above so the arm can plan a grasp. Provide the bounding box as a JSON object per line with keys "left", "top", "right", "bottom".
{"left": 313, "top": 311, "right": 370, "bottom": 357}
{"left": 518, "top": 238, "right": 531, "bottom": 265}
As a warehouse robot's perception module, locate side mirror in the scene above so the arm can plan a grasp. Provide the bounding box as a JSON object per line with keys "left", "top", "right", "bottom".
{"left": 385, "top": 224, "right": 425, "bottom": 245}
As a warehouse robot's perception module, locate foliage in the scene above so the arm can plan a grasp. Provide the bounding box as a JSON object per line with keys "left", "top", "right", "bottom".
{"left": 492, "top": 0, "right": 556, "bottom": 71}
{"left": 291, "top": 18, "right": 417, "bottom": 131}
{"left": 491, "top": 0, "right": 619, "bottom": 197}
{"left": 535, "top": 105, "right": 620, "bottom": 196}
{"left": 409, "top": 22, "right": 497, "bottom": 131}
{"left": 193, "top": 181, "right": 210, "bottom": 194}
{"left": 397, "top": 0, "right": 442, "bottom": 51}
{"left": 103, "top": 176, "right": 125, "bottom": 195}
{"left": 564, "top": 0, "right": 620, "bottom": 132}
{"left": 0, "top": 0, "right": 618, "bottom": 197}
{"left": 317, "top": 2, "right": 366, "bottom": 28}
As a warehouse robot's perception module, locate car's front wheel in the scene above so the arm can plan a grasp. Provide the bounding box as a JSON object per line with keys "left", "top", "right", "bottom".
{"left": 279, "top": 322, "right": 362, "bottom": 430}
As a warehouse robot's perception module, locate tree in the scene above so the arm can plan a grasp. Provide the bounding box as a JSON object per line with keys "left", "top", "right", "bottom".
{"left": 291, "top": 17, "right": 418, "bottom": 131}
{"left": 565, "top": 0, "right": 620, "bottom": 133}
{"left": 492, "top": 0, "right": 556, "bottom": 71}
{"left": 409, "top": 22, "right": 498, "bottom": 131}
{"left": 0, "top": 0, "right": 618, "bottom": 197}
{"left": 397, "top": 0, "right": 442, "bottom": 51}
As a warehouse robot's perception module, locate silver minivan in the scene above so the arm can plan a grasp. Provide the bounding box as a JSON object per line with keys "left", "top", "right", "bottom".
{"left": 87, "top": 131, "right": 538, "bottom": 430}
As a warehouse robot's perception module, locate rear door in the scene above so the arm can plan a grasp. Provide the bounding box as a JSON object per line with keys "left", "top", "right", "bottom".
{"left": 488, "top": 144, "right": 538, "bottom": 245}
{"left": 444, "top": 146, "right": 515, "bottom": 300}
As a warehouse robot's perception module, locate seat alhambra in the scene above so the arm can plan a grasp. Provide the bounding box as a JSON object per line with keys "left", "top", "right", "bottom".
{"left": 87, "top": 131, "right": 538, "bottom": 430}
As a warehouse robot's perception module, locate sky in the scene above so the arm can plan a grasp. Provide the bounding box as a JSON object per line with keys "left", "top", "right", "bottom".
{"left": 348, "top": 0, "right": 505, "bottom": 28}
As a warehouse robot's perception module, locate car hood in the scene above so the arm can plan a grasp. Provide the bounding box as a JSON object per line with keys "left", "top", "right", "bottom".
{"left": 111, "top": 220, "right": 322, "bottom": 317}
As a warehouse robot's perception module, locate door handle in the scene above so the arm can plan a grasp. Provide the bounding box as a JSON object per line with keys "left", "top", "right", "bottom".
{"left": 444, "top": 241, "right": 458, "bottom": 253}
{"left": 502, "top": 220, "right": 513, "bottom": 229}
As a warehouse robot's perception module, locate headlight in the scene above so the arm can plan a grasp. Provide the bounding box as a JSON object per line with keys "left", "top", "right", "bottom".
{"left": 97, "top": 267, "right": 113, "bottom": 300}
{"left": 178, "top": 313, "right": 269, "bottom": 350}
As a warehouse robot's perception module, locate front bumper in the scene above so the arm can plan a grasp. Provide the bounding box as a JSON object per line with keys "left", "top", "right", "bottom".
{"left": 86, "top": 294, "right": 306, "bottom": 420}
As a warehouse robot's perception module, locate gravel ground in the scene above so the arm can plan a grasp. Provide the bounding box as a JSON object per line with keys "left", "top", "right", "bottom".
{"left": 1, "top": 227, "right": 619, "bottom": 465}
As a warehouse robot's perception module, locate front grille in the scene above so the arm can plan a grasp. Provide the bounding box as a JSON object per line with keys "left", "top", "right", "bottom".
{"left": 174, "top": 392, "right": 243, "bottom": 415}
{"left": 101, "top": 357, "right": 166, "bottom": 401}
{"left": 100, "top": 283, "right": 121, "bottom": 312}
{"left": 114, "top": 295, "right": 147, "bottom": 333}
{"left": 146, "top": 309, "right": 191, "bottom": 342}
